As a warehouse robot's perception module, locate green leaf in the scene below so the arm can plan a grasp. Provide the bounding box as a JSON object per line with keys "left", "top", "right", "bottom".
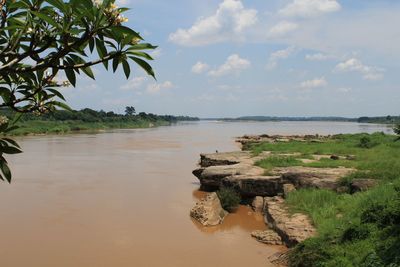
{"left": 0, "top": 146, "right": 22, "bottom": 154}
{"left": 112, "top": 57, "right": 119, "bottom": 73}
{"left": 30, "top": 11, "right": 60, "bottom": 29}
{"left": 109, "top": 26, "right": 143, "bottom": 40}
{"left": 122, "top": 60, "right": 131, "bottom": 79}
{"left": 0, "top": 160, "right": 12, "bottom": 183}
{"left": 47, "top": 101, "right": 72, "bottom": 111}
{"left": 47, "top": 88, "right": 66, "bottom": 101}
{"left": 127, "top": 51, "right": 153, "bottom": 60}
{"left": 45, "top": 0, "right": 67, "bottom": 13}
{"left": 65, "top": 68, "right": 76, "bottom": 87}
{"left": 128, "top": 43, "right": 158, "bottom": 51}
{"left": 129, "top": 57, "right": 155, "bottom": 78}
{"left": 2, "top": 138, "right": 21, "bottom": 149}
{"left": 82, "top": 67, "right": 95, "bottom": 80}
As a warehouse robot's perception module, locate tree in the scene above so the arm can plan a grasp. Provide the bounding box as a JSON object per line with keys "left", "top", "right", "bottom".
{"left": 0, "top": 0, "right": 156, "bottom": 182}
{"left": 124, "top": 106, "right": 135, "bottom": 116}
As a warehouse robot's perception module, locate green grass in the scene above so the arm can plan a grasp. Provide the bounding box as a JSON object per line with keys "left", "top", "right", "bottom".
{"left": 248, "top": 133, "right": 400, "bottom": 266}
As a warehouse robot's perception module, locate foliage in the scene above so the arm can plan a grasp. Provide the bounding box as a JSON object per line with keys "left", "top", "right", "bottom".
{"left": 217, "top": 187, "right": 241, "bottom": 212}
{"left": 0, "top": 107, "right": 200, "bottom": 135}
{"left": 394, "top": 124, "right": 400, "bottom": 140}
{"left": 0, "top": 0, "right": 157, "bottom": 182}
{"left": 124, "top": 106, "right": 135, "bottom": 116}
{"left": 358, "top": 136, "right": 377, "bottom": 148}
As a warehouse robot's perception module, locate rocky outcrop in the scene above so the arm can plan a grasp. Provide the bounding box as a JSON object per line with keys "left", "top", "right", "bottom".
{"left": 264, "top": 196, "right": 316, "bottom": 247}
{"left": 190, "top": 193, "right": 228, "bottom": 226}
{"left": 275, "top": 166, "right": 355, "bottom": 191}
{"left": 251, "top": 230, "right": 283, "bottom": 245}
{"left": 350, "top": 179, "right": 378, "bottom": 193}
{"left": 193, "top": 151, "right": 354, "bottom": 196}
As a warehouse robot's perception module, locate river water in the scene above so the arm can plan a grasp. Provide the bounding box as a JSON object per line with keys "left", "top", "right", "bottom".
{"left": 0, "top": 121, "right": 392, "bottom": 267}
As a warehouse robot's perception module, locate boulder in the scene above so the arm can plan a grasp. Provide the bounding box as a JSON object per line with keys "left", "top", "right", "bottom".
{"left": 251, "top": 230, "right": 283, "bottom": 245}
{"left": 350, "top": 179, "right": 378, "bottom": 193}
{"left": 190, "top": 193, "right": 228, "bottom": 226}
{"left": 251, "top": 196, "right": 265, "bottom": 212}
{"left": 264, "top": 196, "right": 316, "bottom": 247}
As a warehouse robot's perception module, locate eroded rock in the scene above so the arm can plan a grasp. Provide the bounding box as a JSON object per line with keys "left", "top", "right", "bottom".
{"left": 251, "top": 230, "right": 283, "bottom": 245}
{"left": 283, "top": 184, "right": 296, "bottom": 198}
{"left": 251, "top": 196, "right": 265, "bottom": 212}
{"left": 190, "top": 193, "right": 228, "bottom": 226}
{"left": 264, "top": 196, "right": 316, "bottom": 247}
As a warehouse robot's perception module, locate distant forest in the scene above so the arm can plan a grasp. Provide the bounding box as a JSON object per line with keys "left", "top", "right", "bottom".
{"left": 209, "top": 116, "right": 400, "bottom": 124}
{"left": 0, "top": 107, "right": 199, "bottom": 123}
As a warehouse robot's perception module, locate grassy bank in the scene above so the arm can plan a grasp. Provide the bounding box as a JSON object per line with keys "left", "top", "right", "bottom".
{"left": 0, "top": 108, "right": 199, "bottom": 136}
{"left": 245, "top": 133, "right": 400, "bottom": 266}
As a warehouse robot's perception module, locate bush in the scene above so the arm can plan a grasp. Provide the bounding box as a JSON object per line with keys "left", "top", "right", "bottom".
{"left": 217, "top": 187, "right": 241, "bottom": 212}
{"left": 358, "top": 136, "right": 377, "bottom": 148}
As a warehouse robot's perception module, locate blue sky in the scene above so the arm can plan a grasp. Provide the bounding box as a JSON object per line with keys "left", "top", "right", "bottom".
{"left": 61, "top": 0, "right": 400, "bottom": 117}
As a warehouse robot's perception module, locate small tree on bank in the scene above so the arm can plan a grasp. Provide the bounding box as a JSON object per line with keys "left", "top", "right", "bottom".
{"left": 394, "top": 124, "right": 400, "bottom": 141}
{"left": 0, "top": 0, "right": 156, "bottom": 182}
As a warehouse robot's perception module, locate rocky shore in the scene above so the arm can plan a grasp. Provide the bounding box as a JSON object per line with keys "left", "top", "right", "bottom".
{"left": 190, "top": 134, "right": 377, "bottom": 253}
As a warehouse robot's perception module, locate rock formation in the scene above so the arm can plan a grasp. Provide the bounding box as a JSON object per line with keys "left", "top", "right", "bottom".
{"left": 190, "top": 192, "right": 228, "bottom": 226}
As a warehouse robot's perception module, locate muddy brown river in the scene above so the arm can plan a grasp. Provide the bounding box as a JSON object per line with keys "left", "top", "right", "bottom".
{"left": 0, "top": 121, "right": 391, "bottom": 267}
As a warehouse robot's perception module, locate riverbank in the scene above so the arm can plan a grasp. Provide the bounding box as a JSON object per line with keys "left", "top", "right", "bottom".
{"left": 0, "top": 108, "right": 199, "bottom": 136}
{"left": 192, "top": 132, "right": 400, "bottom": 266}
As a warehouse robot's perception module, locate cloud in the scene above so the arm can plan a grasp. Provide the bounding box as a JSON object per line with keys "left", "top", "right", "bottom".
{"left": 191, "top": 61, "right": 210, "bottom": 74}
{"left": 279, "top": 0, "right": 341, "bottom": 18}
{"left": 268, "top": 21, "right": 299, "bottom": 38}
{"left": 120, "top": 76, "right": 147, "bottom": 90}
{"left": 305, "top": 53, "right": 336, "bottom": 61}
{"left": 267, "top": 46, "right": 296, "bottom": 70}
{"left": 208, "top": 54, "right": 251, "bottom": 77}
{"left": 337, "top": 87, "right": 352, "bottom": 93}
{"left": 169, "top": 0, "right": 257, "bottom": 46}
{"left": 300, "top": 77, "right": 328, "bottom": 89}
{"left": 334, "top": 58, "right": 385, "bottom": 81}
{"left": 146, "top": 81, "right": 174, "bottom": 94}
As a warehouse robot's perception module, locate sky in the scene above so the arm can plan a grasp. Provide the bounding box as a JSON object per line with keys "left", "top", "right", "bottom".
{"left": 61, "top": 0, "right": 400, "bottom": 118}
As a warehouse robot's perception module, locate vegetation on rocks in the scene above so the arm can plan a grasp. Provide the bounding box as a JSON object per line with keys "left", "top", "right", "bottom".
{"left": 217, "top": 187, "right": 241, "bottom": 212}
{"left": 246, "top": 133, "right": 400, "bottom": 266}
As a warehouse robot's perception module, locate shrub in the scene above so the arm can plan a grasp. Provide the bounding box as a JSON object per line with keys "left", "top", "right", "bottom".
{"left": 217, "top": 187, "right": 241, "bottom": 212}
{"left": 358, "top": 136, "right": 377, "bottom": 148}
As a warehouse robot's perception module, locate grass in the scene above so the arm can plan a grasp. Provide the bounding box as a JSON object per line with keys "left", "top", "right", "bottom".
{"left": 247, "top": 133, "right": 400, "bottom": 266}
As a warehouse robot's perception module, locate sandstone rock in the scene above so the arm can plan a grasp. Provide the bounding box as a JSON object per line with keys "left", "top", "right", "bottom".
{"left": 264, "top": 196, "right": 316, "bottom": 247}
{"left": 283, "top": 184, "right": 296, "bottom": 198}
{"left": 190, "top": 193, "right": 228, "bottom": 226}
{"left": 275, "top": 166, "right": 354, "bottom": 191}
{"left": 350, "top": 179, "right": 378, "bottom": 193}
{"left": 199, "top": 151, "right": 250, "bottom": 167}
{"left": 222, "top": 175, "right": 282, "bottom": 197}
{"left": 251, "top": 230, "right": 283, "bottom": 245}
{"left": 251, "top": 196, "right": 265, "bottom": 212}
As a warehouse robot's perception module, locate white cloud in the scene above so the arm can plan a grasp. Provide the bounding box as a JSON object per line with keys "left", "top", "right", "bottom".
{"left": 305, "top": 53, "right": 336, "bottom": 61}
{"left": 191, "top": 61, "right": 210, "bottom": 74}
{"left": 334, "top": 58, "right": 385, "bottom": 81}
{"left": 267, "top": 46, "right": 296, "bottom": 70}
{"left": 120, "top": 76, "right": 147, "bottom": 90}
{"left": 169, "top": 0, "right": 257, "bottom": 46}
{"left": 208, "top": 54, "right": 251, "bottom": 77}
{"left": 268, "top": 21, "right": 299, "bottom": 38}
{"left": 279, "top": 0, "right": 341, "bottom": 18}
{"left": 146, "top": 81, "right": 174, "bottom": 94}
{"left": 300, "top": 77, "right": 328, "bottom": 89}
